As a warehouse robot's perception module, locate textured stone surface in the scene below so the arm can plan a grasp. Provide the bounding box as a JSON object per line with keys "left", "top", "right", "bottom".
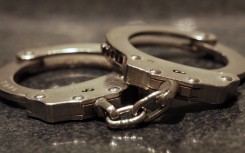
{"left": 0, "top": 1, "right": 245, "bottom": 153}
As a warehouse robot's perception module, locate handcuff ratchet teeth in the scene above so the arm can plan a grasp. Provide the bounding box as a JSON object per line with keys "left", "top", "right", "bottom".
{"left": 0, "top": 43, "right": 129, "bottom": 123}
{"left": 104, "top": 25, "right": 245, "bottom": 104}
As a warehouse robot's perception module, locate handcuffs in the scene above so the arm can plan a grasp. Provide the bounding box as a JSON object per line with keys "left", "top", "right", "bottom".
{"left": 0, "top": 25, "right": 244, "bottom": 129}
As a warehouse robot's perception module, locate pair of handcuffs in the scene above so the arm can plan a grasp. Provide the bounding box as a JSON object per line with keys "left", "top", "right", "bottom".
{"left": 0, "top": 25, "right": 244, "bottom": 129}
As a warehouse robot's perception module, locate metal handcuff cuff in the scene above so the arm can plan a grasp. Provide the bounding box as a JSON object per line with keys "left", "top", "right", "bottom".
{"left": 0, "top": 26, "right": 244, "bottom": 129}
{"left": 98, "top": 25, "right": 245, "bottom": 128}
{"left": 0, "top": 43, "right": 133, "bottom": 122}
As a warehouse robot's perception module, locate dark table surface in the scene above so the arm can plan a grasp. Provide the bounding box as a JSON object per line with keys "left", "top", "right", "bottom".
{"left": 0, "top": 0, "right": 245, "bottom": 153}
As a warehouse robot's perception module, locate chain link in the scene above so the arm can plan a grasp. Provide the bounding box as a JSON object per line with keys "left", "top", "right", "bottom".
{"left": 106, "top": 105, "right": 147, "bottom": 129}
{"left": 133, "top": 80, "right": 179, "bottom": 122}
{"left": 95, "top": 80, "right": 178, "bottom": 128}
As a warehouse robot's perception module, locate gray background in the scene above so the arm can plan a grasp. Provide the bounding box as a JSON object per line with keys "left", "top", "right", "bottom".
{"left": 0, "top": 0, "right": 245, "bottom": 153}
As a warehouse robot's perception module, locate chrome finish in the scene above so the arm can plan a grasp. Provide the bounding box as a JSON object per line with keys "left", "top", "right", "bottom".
{"left": 106, "top": 105, "right": 147, "bottom": 129}
{"left": 105, "top": 25, "right": 244, "bottom": 104}
{"left": 94, "top": 97, "right": 120, "bottom": 120}
{"left": 0, "top": 25, "right": 244, "bottom": 129}
{"left": 0, "top": 43, "right": 128, "bottom": 122}
{"left": 95, "top": 80, "right": 178, "bottom": 128}
{"left": 17, "top": 43, "right": 101, "bottom": 61}
{"left": 132, "top": 80, "right": 179, "bottom": 122}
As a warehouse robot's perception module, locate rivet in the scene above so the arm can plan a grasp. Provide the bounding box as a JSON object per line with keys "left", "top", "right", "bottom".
{"left": 108, "top": 87, "right": 120, "bottom": 93}
{"left": 150, "top": 69, "right": 161, "bottom": 75}
{"left": 188, "top": 77, "right": 200, "bottom": 83}
{"left": 173, "top": 70, "right": 186, "bottom": 74}
{"left": 34, "top": 93, "right": 46, "bottom": 100}
{"left": 221, "top": 76, "right": 232, "bottom": 81}
{"left": 130, "top": 55, "right": 141, "bottom": 60}
{"left": 72, "top": 95, "right": 85, "bottom": 100}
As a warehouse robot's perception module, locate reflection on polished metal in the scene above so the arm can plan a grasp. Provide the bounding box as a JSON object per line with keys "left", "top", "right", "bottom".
{"left": 95, "top": 80, "right": 178, "bottom": 128}
{"left": 0, "top": 43, "right": 128, "bottom": 122}
{"left": 17, "top": 43, "right": 102, "bottom": 60}
{"left": 51, "top": 134, "right": 161, "bottom": 153}
{"left": 104, "top": 25, "right": 245, "bottom": 104}
{"left": 133, "top": 80, "right": 178, "bottom": 122}
{"left": 0, "top": 25, "right": 244, "bottom": 129}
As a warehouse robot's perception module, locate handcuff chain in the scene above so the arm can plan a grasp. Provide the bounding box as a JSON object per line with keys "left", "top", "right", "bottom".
{"left": 95, "top": 80, "right": 179, "bottom": 128}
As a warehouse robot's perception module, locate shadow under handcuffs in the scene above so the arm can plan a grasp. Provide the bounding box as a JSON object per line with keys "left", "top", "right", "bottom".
{"left": 153, "top": 95, "right": 239, "bottom": 125}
